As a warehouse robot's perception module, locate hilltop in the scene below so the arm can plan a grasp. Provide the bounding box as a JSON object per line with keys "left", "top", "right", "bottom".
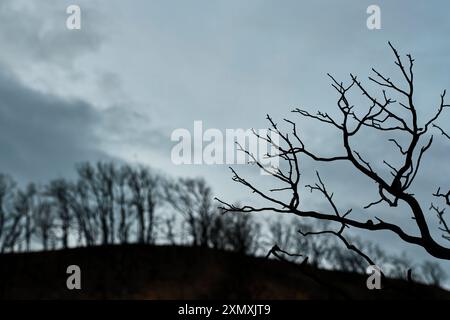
{"left": 0, "top": 244, "right": 449, "bottom": 299}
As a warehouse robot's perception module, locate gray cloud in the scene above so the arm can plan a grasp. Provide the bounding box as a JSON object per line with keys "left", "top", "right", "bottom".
{"left": 0, "top": 68, "right": 112, "bottom": 183}
{"left": 0, "top": 0, "right": 103, "bottom": 68}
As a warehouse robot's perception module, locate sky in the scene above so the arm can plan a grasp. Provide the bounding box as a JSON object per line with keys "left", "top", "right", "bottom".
{"left": 0, "top": 0, "right": 449, "bottom": 284}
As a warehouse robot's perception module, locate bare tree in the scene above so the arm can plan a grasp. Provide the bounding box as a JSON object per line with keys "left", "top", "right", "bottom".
{"left": 223, "top": 211, "right": 261, "bottom": 255}
{"left": 420, "top": 261, "right": 447, "bottom": 287}
{"left": 23, "top": 184, "right": 38, "bottom": 252}
{"left": 163, "top": 213, "right": 177, "bottom": 245}
{"left": 33, "top": 199, "right": 55, "bottom": 251}
{"left": 46, "top": 179, "right": 73, "bottom": 249}
{"left": 97, "top": 162, "right": 117, "bottom": 244}
{"left": 0, "top": 174, "right": 13, "bottom": 251}
{"left": 127, "top": 166, "right": 160, "bottom": 244}
{"left": 68, "top": 178, "right": 98, "bottom": 246}
{"left": 166, "top": 178, "right": 216, "bottom": 247}
{"left": 209, "top": 213, "right": 228, "bottom": 250}
{"left": 293, "top": 221, "right": 333, "bottom": 268}
{"left": 218, "top": 42, "right": 450, "bottom": 263}
{"left": 269, "top": 218, "right": 295, "bottom": 252}
{"left": 12, "top": 184, "right": 38, "bottom": 252}
{"left": 0, "top": 174, "right": 22, "bottom": 253}
{"left": 76, "top": 163, "right": 111, "bottom": 246}
{"left": 144, "top": 170, "right": 160, "bottom": 245}
{"left": 116, "top": 165, "right": 132, "bottom": 244}
{"left": 128, "top": 167, "right": 146, "bottom": 244}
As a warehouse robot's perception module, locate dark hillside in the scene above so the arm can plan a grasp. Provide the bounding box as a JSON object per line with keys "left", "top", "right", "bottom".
{"left": 0, "top": 245, "right": 449, "bottom": 299}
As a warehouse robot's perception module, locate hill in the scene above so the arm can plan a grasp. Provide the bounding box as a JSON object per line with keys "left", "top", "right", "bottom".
{"left": 0, "top": 244, "right": 448, "bottom": 299}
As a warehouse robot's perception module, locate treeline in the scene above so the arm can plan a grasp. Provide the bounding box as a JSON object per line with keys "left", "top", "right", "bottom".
{"left": 0, "top": 162, "right": 259, "bottom": 254}
{"left": 0, "top": 161, "right": 446, "bottom": 286}
{"left": 268, "top": 219, "right": 447, "bottom": 287}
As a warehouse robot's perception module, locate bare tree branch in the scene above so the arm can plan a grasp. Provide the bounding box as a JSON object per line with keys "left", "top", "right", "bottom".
{"left": 220, "top": 42, "right": 450, "bottom": 260}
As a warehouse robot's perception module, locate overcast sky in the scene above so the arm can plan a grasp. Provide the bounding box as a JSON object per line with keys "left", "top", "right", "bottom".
{"left": 0, "top": 0, "right": 449, "bottom": 284}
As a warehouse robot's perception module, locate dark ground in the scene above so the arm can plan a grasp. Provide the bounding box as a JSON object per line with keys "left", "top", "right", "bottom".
{"left": 0, "top": 244, "right": 449, "bottom": 299}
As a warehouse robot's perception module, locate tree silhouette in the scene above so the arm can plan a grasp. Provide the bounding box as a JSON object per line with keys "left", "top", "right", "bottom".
{"left": 0, "top": 174, "right": 20, "bottom": 253}
{"left": 421, "top": 261, "right": 447, "bottom": 287}
{"left": 213, "top": 209, "right": 261, "bottom": 255}
{"left": 165, "top": 178, "right": 216, "bottom": 247}
{"left": 116, "top": 165, "right": 133, "bottom": 244}
{"left": 217, "top": 42, "right": 450, "bottom": 262}
{"left": 14, "top": 184, "right": 36, "bottom": 252}
{"left": 69, "top": 176, "right": 98, "bottom": 247}
{"left": 127, "top": 165, "right": 161, "bottom": 245}
{"left": 33, "top": 198, "right": 55, "bottom": 251}
{"left": 47, "top": 179, "right": 72, "bottom": 249}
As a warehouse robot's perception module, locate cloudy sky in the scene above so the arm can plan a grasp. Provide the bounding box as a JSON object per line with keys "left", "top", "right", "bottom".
{"left": 1, "top": 0, "right": 449, "bottom": 282}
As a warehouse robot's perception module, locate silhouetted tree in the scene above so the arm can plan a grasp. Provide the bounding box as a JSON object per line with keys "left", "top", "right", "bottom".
{"left": 218, "top": 43, "right": 450, "bottom": 264}
{"left": 420, "top": 261, "right": 447, "bottom": 287}
{"left": 33, "top": 199, "right": 55, "bottom": 251}
{"left": 269, "top": 218, "right": 294, "bottom": 252}
{"left": 0, "top": 174, "right": 21, "bottom": 253}
{"left": 47, "top": 179, "right": 72, "bottom": 249}
{"left": 166, "top": 178, "right": 216, "bottom": 247}
{"left": 68, "top": 178, "right": 97, "bottom": 246}
{"left": 268, "top": 218, "right": 333, "bottom": 267}
{"left": 143, "top": 170, "right": 160, "bottom": 245}
{"left": 127, "top": 167, "right": 146, "bottom": 244}
{"left": 116, "top": 165, "right": 132, "bottom": 244}
{"left": 224, "top": 211, "right": 260, "bottom": 255}
{"left": 12, "top": 184, "right": 38, "bottom": 252}
{"left": 294, "top": 222, "right": 333, "bottom": 268}
{"left": 209, "top": 213, "right": 227, "bottom": 250}
{"left": 76, "top": 163, "right": 112, "bottom": 245}
{"left": 209, "top": 209, "right": 260, "bottom": 255}
{"left": 97, "top": 162, "right": 116, "bottom": 244}
{"left": 127, "top": 166, "right": 161, "bottom": 244}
